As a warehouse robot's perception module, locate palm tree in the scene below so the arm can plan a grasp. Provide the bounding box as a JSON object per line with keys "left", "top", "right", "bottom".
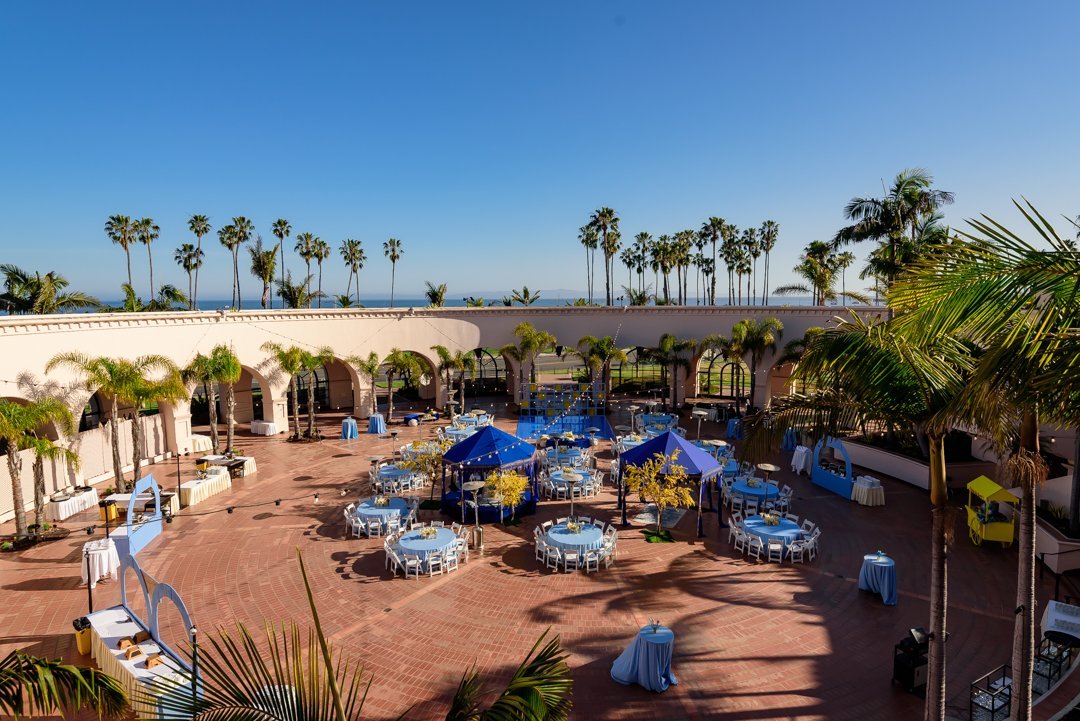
{"left": 504, "top": 321, "right": 556, "bottom": 389}
{"left": 588, "top": 207, "right": 619, "bottom": 305}
{"left": 187, "top": 214, "right": 211, "bottom": 309}
{"left": 0, "top": 649, "right": 127, "bottom": 719}
{"left": 149, "top": 551, "right": 573, "bottom": 721}
{"left": 729, "top": 317, "right": 783, "bottom": 412}
{"left": 575, "top": 336, "right": 627, "bottom": 395}
{"left": 384, "top": 238, "right": 403, "bottom": 307}
{"left": 183, "top": 345, "right": 242, "bottom": 453}
{"left": 345, "top": 352, "right": 382, "bottom": 416}
{"left": 173, "top": 244, "right": 203, "bottom": 310}
{"left": 720, "top": 223, "right": 739, "bottom": 304}
{"left": 111, "top": 283, "right": 188, "bottom": 313}
{"left": 741, "top": 228, "right": 761, "bottom": 305}
{"left": 833, "top": 168, "right": 955, "bottom": 285}
{"left": 622, "top": 284, "right": 652, "bottom": 306}
{"left": 276, "top": 272, "right": 320, "bottom": 309}
{"left": 132, "top": 218, "right": 160, "bottom": 299}
{"left": 647, "top": 334, "right": 696, "bottom": 409}
{"left": 464, "top": 296, "right": 485, "bottom": 307}
{"left": 334, "top": 294, "right": 356, "bottom": 308}
{"left": 312, "top": 238, "right": 331, "bottom": 308}
{"left": 45, "top": 354, "right": 182, "bottom": 491}
{"left": 297, "top": 347, "right": 335, "bottom": 439}
{"left": 431, "top": 345, "right": 478, "bottom": 414}
{"left": 260, "top": 342, "right": 306, "bottom": 439}
{"left": 425, "top": 281, "right": 448, "bottom": 307}
{"left": 230, "top": 217, "right": 255, "bottom": 308}
{"left": 0, "top": 398, "right": 75, "bottom": 538}
{"left": 27, "top": 433, "right": 79, "bottom": 531}
{"left": 701, "top": 217, "right": 724, "bottom": 304}
{"left": 774, "top": 241, "right": 870, "bottom": 306}
{"left": 0, "top": 265, "right": 99, "bottom": 314}
{"left": 248, "top": 236, "right": 279, "bottom": 309}
{"left": 890, "top": 201, "right": 1080, "bottom": 721}
{"left": 511, "top": 286, "right": 540, "bottom": 306}
{"left": 578, "top": 225, "right": 598, "bottom": 304}
{"left": 741, "top": 313, "right": 976, "bottom": 721}
{"left": 382, "top": 348, "right": 421, "bottom": 424}
{"left": 105, "top": 215, "right": 136, "bottom": 290}
{"left": 217, "top": 224, "right": 240, "bottom": 308}
{"left": 272, "top": 218, "right": 292, "bottom": 309}
{"left": 760, "top": 220, "right": 779, "bottom": 306}
{"left": 339, "top": 238, "right": 365, "bottom": 305}
{"left": 293, "top": 232, "right": 316, "bottom": 305}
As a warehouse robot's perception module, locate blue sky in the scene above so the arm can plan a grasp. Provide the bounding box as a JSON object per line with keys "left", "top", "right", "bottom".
{"left": 2, "top": 1, "right": 1078, "bottom": 301}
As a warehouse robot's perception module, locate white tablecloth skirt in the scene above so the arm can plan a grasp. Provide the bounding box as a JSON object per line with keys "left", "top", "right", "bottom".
{"left": 87, "top": 607, "right": 189, "bottom": 717}
{"left": 47, "top": 488, "right": 100, "bottom": 521}
{"left": 179, "top": 472, "right": 232, "bottom": 507}
{"left": 852, "top": 479, "right": 886, "bottom": 506}
{"left": 250, "top": 420, "right": 279, "bottom": 435}
{"left": 201, "top": 455, "right": 258, "bottom": 477}
{"left": 81, "top": 538, "right": 121, "bottom": 588}
{"left": 188, "top": 434, "right": 214, "bottom": 452}
{"left": 791, "top": 446, "right": 813, "bottom": 476}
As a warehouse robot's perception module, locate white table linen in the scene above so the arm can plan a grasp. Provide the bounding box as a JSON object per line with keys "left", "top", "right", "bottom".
{"left": 791, "top": 446, "right": 813, "bottom": 476}
{"left": 852, "top": 476, "right": 886, "bottom": 506}
{"left": 47, "top": 487, "right": 99, "bottom": 521}
{"left": 81, "top": 538, "right": 121, "bottom": 588}
{"left": 200, "top": 454, "right": 258, "bottom": 476}
{"left": 188, "top": 434, "right": 213, "bottom": 452}
{"left": 250, "top": 420, "right": 279, "bottom": 435}
{"left": 179, "top": 472, "right": 232, "bottom": 507}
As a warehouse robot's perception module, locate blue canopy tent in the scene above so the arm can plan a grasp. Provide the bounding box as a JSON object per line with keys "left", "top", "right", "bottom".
{"left": 441, "top": 425, "right": 539, "bottom": 522}
{"left": 618, "top": 431, "right": 722, "bottom": 535}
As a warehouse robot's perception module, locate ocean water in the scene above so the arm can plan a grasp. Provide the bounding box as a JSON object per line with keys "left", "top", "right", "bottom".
{"left": 96, "top": 296, "right": 823, "bottom": 310}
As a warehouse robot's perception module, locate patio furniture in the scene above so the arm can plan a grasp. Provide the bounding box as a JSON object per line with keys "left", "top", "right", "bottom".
{"left": 611, "top": 625, "right": 678, "bottom": 693}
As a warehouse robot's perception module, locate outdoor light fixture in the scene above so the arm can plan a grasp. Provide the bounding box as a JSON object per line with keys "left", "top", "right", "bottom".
{"left": 275, "top": 499, "right": 281, "bottom": 506}
{"left": 227, "top": 506, "right": 234, "bottom": 514}
{"left": 85, "top": 525, "right": 95, "bottom": 536}
{"left": 314, "top": 493, "right": 320, "bottom": 503}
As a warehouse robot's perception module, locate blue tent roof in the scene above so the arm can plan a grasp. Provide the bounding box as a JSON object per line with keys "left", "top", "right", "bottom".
{"left": 619, "top": 431, "right": 722, "bottom": 479}
{"left": 442, "top": 425, "right": 536, "bottom": 467}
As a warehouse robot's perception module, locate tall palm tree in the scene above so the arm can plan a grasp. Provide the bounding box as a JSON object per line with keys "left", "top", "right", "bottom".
{"left": 588, "top": 207, "right": 619, "bottom": 305}
{"left": 774, "top": 241, "right": 870, "bottom": 306}
{"left": 432, "top": 345, "right": 478, "bottom": 414}
{"left": 260, "top": 342, "right": 307, "bottom": 439}
{"left": 701, "top": 217, "right": 725, "bottom": 304}
{"left": 133, "top": 217, "right": 160, "bottom": 299}
{"left": 759, "top": 220, "right": 779, "bottom": 306}
{"left": 383, "top": 238, "right": 403, "bottom": 307}
{"left": 312, "top": 238, "right": 330, "bottom": 308}
{"left": 111, "top": 283, "right": 188, "bottom": 312}
{"left": 0, "top": 649, "right": 127, "bottom": 719}
{"left": 276, "top": 272, "right": 320, "bottom": 309}
{"left": 511, "top": 286, "right": 540, "bottom": 306}
{"left": 578, "top": 225, "right": 598, "bottom": 304}
{"left": 339, "top": 238, "right": 365, "bottom": 305}
{"left": 890, "top": 201, "right": 1080, "bottom": 721}
{"left": 105, "top": 215, "right": 136, "bottom": 290}
{"left": 183, "top": 345, "right": 242, "bottom": 453}
{"left": 45, "top": 353, "right": 181, "bottom": 491}
{"left": 619, "top": 245, "right": 636, "bottom": 302}
{"left": 217, "top": 224, "right": 240, "bottom": 308}
{"left": 720, "top": 222, "right": 739, "bottom": 304}
{"left": 0, "top": 397, "right": 75, "bottom": 539}
{"left": 27, "top": 433, "right": 79, "bottom": 531}
{"left": 173, "top": 244, "right": 203, "bottom": 310}
{"left": 299, "top": 347, "right": 335, "bottom": 438}
{"left": 741, "top": 227, "right": 760, "bottom": 305}
{"left": 294, "top": 232, "right": 316, "bottom": 305}
{"left": 833, "top": 168, "right": 955, "bottom": 285}
{"left": 729, "top": 317, "right": 783, "bottom": 412}
{"left": 0, "top": 265, "right": 99, "bottom": 314}
{"left": 345, "top": 351, "right": 382, "bottom": 416}
{"left": 647, "top": 334, "right": 696, "bottom": 408}
{"left": 382, "top": 348, "right": 421, "bottom": 424}
{"left": 248, "top": 236, "right": 279, "bottom": 310}
{"left": 425, "top": 281, "right": 448, "bottom": 307}
{"left": 575, "top": 335, "right": 627, "bottom": 395}
{"left": 633, "top": 232, "right": 652, "bottom": 294}
{"left": 230, "top": 216, "right": 255, "bottom": 308}
{"left": 499, "top": 322, "right": 556, "bottom": 403}
{"left": 187, "top": 214, "right": 211, "bottom": 309}
{"left": 272, "top": 218, "right": 292, "bottom": 309}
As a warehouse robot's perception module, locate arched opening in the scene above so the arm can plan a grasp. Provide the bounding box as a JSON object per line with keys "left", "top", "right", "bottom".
{"left": 78, "top": 391, "right": 107, "bottom": 432}
{"left": 464, "top": 348, "right": 509, "bottom": 397}
{"left": 377, "top": 351, "right": 438, "bottom": 404}
{"left": 696, "top": 351, "right": 750, "bottom": 402}
{"left": 611, "top": 346, "right": 664, "bottom": 395}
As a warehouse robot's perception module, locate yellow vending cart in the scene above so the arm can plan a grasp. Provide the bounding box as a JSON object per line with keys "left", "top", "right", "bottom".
{"left": 966, "top": 475, "right": 1018, "bottom": 547}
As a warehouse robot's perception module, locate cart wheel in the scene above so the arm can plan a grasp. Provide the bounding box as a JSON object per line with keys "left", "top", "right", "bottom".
{"left": 970, "top": 528, "right": 982, "bottom": 545}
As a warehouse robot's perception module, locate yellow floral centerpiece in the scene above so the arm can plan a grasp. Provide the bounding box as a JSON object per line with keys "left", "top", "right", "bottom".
{"left": 746, "top": 478, "right": 761, "bottom": 488}
{"left": 419, "top": 527, "right": 438, "bottom": 539}
{"left": 762, "top": 513, "right": 780, "bottom": 526}
{"left": 565, "top": 520, "right": 583, "bottom": 534}
{"left": 374, "top": 496, "right": 389, "bottom": 507}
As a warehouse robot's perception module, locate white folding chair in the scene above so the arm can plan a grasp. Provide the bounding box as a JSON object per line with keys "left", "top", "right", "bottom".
{"left": 733, "top": 529, "right": 749, "bottom": 554}
{"left": 785, "top": 513, "right": 799, "bottom": 524}
{"left": 542, "top": 520, "right": 554, "bottom": 531}
{"left": 562, "top": 550, "right": 580, "bottom": 572}
{"left": 451, "top": 522, "right": 462, "bottom": 534}
{"left": 427, "top": 551, "right": 444, "bottom": 576}
{"left": 727, "top": 520, "right": 741, "bottom": 545}
{"left": 556, "top": 517, "right": 568, "bottom": 525}
{"left": 385, "top": 517, "right": 401, "bottom": 535}
{"left": 403, "top": 553, "right": 422, "bottom": 579}
{"left": 444, "top": 548, "right": 459, "bottom": 572}
{"left": 788, "top": 540, "right": 806, "bottom": 564}
{"left": 744, "top": 501, "right": 759, "bottom": 517}
{"left": 767, "top": 539, "right": 784, "bottom": 563}
{"left": 535, "top": 539, "right": 548, "bottom": 562}
{"left": 746, "top": 536, "right": 764, "bottom": 561}
{"left": 365, "top": 518, "right": 382, "bottom": 538}
{"left": 583, "top": 550, "right": 601, "bottom": 573}
{"left": 544, "top": 545, "right": 561, "bottom": 570}
{"left": 344, "top": 509, "right": 362, "bottom": 538}
{"left": 431, "top": 521, "right": 445, "bottom": 528}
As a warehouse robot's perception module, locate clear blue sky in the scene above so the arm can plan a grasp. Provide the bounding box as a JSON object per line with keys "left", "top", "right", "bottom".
{"left": 2, "top": 1, "right": 1078, "bottom": 301}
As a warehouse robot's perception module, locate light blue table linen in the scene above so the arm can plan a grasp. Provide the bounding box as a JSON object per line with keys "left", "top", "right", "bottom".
{"left": 611, "top": 625, "right": 677, "bottom": 692}
{"left": 858, "top": 553, "right": 897, "bottom": 605}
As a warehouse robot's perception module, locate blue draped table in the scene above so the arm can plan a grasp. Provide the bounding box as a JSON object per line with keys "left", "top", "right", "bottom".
{"left": 726, "top": 418, "right": 743, "bottom": 440}
{"left": 397, "top": 527, "right": 457, "bottom": 563}
{"left": 782, "top": 428, "right": 798, "bottom": 451}
{"left": 858, "top": 553, "right": 897, "bottom": 605}
{"left": 611, "top": 625, "right": 678, "bottom": 692}
{"left": 742, "top": 515, "right": 803, "bottom": 548}
{"left": 341, "top": 417, "right": 358, "bottom": 439}
{"left": 730, "top": 479, "right": 777, "bottom": 504}
{"left": 368, "top": 414, "right": 386, "bottom": 434}
{"left": 355, "top": 496, "right": 411, "bottom": 530}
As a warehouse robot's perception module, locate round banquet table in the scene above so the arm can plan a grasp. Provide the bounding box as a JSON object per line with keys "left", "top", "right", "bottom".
{"left": 445, "top": 427, "right": 476, "bottom": 442}
{"left": 730, "top": 479, "right": 778, "bottom": 503}
{"left": 355, "top": 496, "right": 411, "bottom": 527}
{"left": 545, "top": 522, "right": 604, "bottom": 555}
{"left": 618, "top": 436, "right": 646, "bottom": 452}
{"left": 549, "top": 469, "right": 594, "bottom": 492}
{"left": 397, "top": 527, "right": 458, "bottom": 562}
{"left": 610, "top": 625, "right": 678, "bottom": 692}
{"left": 367, "top": 414, "right": 387, "bottom": 434}
{"left": 544, "top": 447, "right": 584, "bottom": 465}
{"left": 81, "top": 538, "right": 120, "bottom": 589}
{"left": 401, "top": 441, "right": 441, "bottom": 460}
{"left": 341, "top": 417, "right": 359, "bottom": 440}
{"left": 742, "top": 515, "right": 803, "bottom": 547}
{"left": 377, "top": 464, "right": 415, "bottom": 480}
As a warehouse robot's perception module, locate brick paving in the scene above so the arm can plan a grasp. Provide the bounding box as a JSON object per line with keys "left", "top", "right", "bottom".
{"left": 0, "top": 403, "right": 1061, "bottom": 720}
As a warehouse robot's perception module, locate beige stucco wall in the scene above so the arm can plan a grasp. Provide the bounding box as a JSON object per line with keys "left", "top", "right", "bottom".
{"left": 0, "top": 305, "right": 879, "bottom": 522}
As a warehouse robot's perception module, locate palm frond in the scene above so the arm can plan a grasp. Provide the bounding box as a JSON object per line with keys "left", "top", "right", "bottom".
{"left": 0, "top": 650, "right": 128, "bottom": 720}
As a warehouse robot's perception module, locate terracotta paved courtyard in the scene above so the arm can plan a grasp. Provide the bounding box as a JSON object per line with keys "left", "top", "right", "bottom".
{"left": 0, "top": 405, "right": 1059, "bottom": 720}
